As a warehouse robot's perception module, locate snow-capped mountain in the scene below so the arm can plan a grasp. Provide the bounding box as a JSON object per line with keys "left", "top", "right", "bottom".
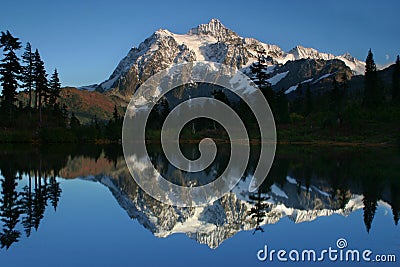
{"left": 58, "top": 151, "right": 397, "bottom": 249}
{"left": 76, "top": 150, "right": 369, "bottom": 249}
{"left": 95, "top": 19, "right": 365, "bottom": 99}
{"left": 288, "top": 45, "right": 335, "bottom": 61}
{"left": 85, "top": 172, "right": 365, "bottom": 249}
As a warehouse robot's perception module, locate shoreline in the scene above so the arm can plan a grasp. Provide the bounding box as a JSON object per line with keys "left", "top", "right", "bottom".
{"left": 0, "top": 137, "right": 397, "bottom": 148}
{"left": 145, "top": 139, "right": 396, "bottom": 147}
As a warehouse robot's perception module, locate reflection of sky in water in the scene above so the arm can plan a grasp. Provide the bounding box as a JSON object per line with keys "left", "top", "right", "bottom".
{"left": 1, "top": 179, "right": 399, "bottom": 267}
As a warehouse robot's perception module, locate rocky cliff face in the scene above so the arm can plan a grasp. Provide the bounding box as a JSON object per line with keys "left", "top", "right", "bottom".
{"left": 92, "top": 19, "right": 364, "bottom": 101}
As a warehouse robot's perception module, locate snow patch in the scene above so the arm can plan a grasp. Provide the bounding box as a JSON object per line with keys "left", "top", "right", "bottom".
{"left": 312, "top": 73, "right": 333, "bottom": 84}
{"left": 285, "top": 85, "right": 298, "bottom": 94}
{"left": 172, "top": 33, "right": 217, "bottom": 61}
{"left": 310, "top": 185, "right": 331, "bottom": 198}
{"left": 270, "top": 184, "right": 289, "bottom": 199}
{"left": 267, "top": 71, "right": 289, "bottom": 86}
{"left": 286, "top": 176, "right": 297, "bottom": 184}
{"left": 301, "top": 78, "right": 313, "bottom": 84}
{"left": 230, "top": 74, "right": 256, "bottom": 94}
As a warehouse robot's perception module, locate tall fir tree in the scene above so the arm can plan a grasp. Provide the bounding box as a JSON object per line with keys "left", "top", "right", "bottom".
{"left": 48, "top": 176, "right": 61, "bottom": 211}
{"left": 33, "top": 50, "right": 48, "bottom": 109}
{"left": 21, "top": 42, "right": 34, "bottom": 108}
{"left": 250, "top": 49, "right": 275, "bottom": 106}
{"left": 363, "top": 196, "right": 378, "bottom": 233}
{"left": 363, "top": 49, "right": 383, "bottom": 108}
{"left": 392, "top": 55, "right": 400, "bottom": 101}
{"left": 48, "top": 68, "right": 61, "bottom": 107}
{"left": 20, "top": 177, "right": 34, "bottom": 237}
{"left": 0, "top": 31, "right": 22, "bottom": 118}
{"left": 390, "top": 185, "right": 400, "bottom": 226}
{"left": 0, "top": 167, "right": 22, "bottom": 249}
{"left": 107, "top": 106, "right": 122, "bottom": 141}
{"left": 33, "top": 49, "right": 48, "bottom": 125}
{"left": 248, "top": 188, "right": 270, "bottom": 234}
{"left": 32, "top": 174, "right": 47, "bottom": 231}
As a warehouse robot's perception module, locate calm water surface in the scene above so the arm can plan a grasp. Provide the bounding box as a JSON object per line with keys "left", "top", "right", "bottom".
{"left": 0, "top": 144, "right": 399, "bottom": 267}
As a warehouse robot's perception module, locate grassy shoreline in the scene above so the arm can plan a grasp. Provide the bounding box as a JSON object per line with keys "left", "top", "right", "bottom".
{"left": 0, "top": 132, "right": 400, "bottom": 147}
{"left": 144, "top": 139, "right": 397, "bottom": 147}
{"left": 1, "top": 120, "right": 398, "bottom": 147}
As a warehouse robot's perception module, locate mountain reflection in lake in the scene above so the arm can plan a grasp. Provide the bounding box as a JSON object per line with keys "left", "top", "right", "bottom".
{"left": 0, "top": 144, "right": 399, "bottom": 266}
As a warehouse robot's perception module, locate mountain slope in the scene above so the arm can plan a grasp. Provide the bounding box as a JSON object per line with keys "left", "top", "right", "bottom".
{"left": 58, "top": 87, "right": 119, "bottom": 123}
{"left": 92, "top": 19, "right": 365, "bottom": 101}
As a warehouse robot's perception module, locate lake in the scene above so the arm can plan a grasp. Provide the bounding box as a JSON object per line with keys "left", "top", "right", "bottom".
{"left": 0, "top": 144, "right": 399, "bottom": 267}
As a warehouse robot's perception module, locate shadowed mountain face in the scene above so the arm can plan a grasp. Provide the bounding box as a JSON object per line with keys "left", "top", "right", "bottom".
{"left": 0, "top": 144, "right": 399, "bottom": 249}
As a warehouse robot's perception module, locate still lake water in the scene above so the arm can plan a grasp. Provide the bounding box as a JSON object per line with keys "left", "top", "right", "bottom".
{"left": 0, "top": 144, "right": 399, "bottom": 267}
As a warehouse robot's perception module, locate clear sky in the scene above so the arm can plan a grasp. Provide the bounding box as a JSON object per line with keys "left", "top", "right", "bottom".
{"left": 1, "top": 0, "right": 399, "bottom": 87}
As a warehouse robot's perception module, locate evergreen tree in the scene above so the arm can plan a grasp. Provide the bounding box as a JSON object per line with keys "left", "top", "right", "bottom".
{"left": 275, "top": 89, "right": 290, "bottom": 123}
{"left": 32, "top": 174, "right": 46, "bottom": 231}
{"left": 210, "top": 89, "right": 231, "bottom": 130}
{"left": 33, "top": 49, "right": 48, "bottom": 110}
{"left": 330, "top": 78, "right": 345, "bottom": 114}
{"left": 363, "top": 49, "right": 383, "bottom": 108}
{"left": 21, "top": 42, "right": 34, "bottom": 108}
{"left": 296, "top": 82, "right": 303, "bottom": 96}
{"left": 69, "top": 112, "right": 80, "bottom": 129}
{"left": 341, "top": 72, "right": 349, "bottom": 98}
{"left": 61, "top": 104, "right": 69, "bottom": 122}
{"left": 305, "top": 84, "right": 313, "bottom": 116}
{"left": 390, "top": 185, "right": 400, "bottom": 226}
{"left": 20, "top": 178, "right": 34, "bottom": 237}
{"left": 211, "top": 89, "right": 231, "bottom": 106}
{"left": 159, "top": 97, "right": 170, "bottom": 122}
{"left": 0, "top": 31, "right": 22, "bottom": 118}
{"left": 248, "top": 188, "right": 270, "bottom": 234}
{"left": 250, "top": 49, "right": 275, "bottom": 105}
{"left": 47, "top": 177, "right": 61, "bottom": 211}
{"left": 363, "top": 195, "right": 377, "bottom": 233}
{"left": 147, "top": 102, "right": 160, "bottom": 130}
{"left": 112, "top": 105, "right": 119, "bottom": 122}
{"left": 91, "top": 114, "right": 99, "bottom": 129}
{"left": 0, "top": 167, "right": 22, "bottom": 249}
{"left": 48, "top": 68, "right": 61, "bottom": 107}
{"left": 106, "top": 106, "right": 123, "bottom": 141}
{"left": 392, "top": 55, "right": 400, "bottom": 101}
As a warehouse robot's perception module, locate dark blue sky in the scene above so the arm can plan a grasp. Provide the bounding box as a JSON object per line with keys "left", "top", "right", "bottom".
{"left": 1, "top": 0, "right": 399, "bottom": 87}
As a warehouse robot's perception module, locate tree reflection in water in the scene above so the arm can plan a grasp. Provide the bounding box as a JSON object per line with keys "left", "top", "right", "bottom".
{"left": 0, "top": 144, "right": 399, "bottom": 249}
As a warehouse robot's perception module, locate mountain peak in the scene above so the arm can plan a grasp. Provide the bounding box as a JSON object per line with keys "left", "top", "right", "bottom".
{"left": 96, "top": 19, "right": 365, "bottom": 93}
{"left": 188, "top": 18, "right": 238, "bottom": 40}
{"left": 209, "top": 18, "right": 222, "bottom": 24}
{"left": 154, "top": 28, "right": 172, "bottom": 37}
{"left": 290, "top": 45, "right": 317, "bottom": 54}
{"left": 288, "top": 45, "right": 335, "bottom": 61}
{"left": 341, "top": 52, "right": 356, "bottom": 61}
